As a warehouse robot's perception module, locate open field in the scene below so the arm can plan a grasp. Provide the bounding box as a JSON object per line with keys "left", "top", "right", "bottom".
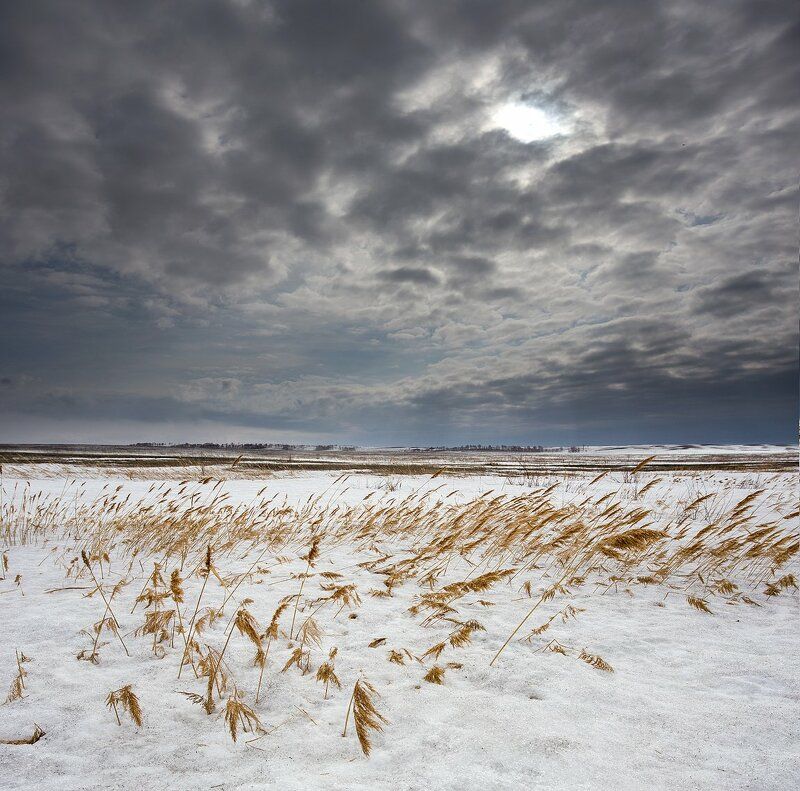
{"left": 1, "top": 443, "right": 796, "bottom": 478}
{"left": 0, "top": 449, "right": 798, "bottom": 790}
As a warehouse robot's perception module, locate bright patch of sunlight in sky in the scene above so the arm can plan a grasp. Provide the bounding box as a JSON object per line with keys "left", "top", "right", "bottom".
{"left": 492, "top": 102, "right": 566, "bottom": 142}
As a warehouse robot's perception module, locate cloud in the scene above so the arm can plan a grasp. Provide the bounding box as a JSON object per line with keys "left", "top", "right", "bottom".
{"left": 178, "top": 377, "right": 242, "bottom": 403}
{"left": 1, "top": 0, "right": 797, "bottom": 444}
{"left": 377, "top": 267, "right": 440, "bottom": 285}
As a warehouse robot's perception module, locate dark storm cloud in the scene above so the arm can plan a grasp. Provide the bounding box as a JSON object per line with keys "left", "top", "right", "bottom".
{"left": 1, "top": 0, "right": 797, "bottom": 444}
{"left": 692, "top": 272, "right": 785, "bottom": 319}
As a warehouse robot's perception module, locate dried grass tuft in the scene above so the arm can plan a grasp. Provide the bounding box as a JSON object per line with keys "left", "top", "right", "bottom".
{"left": 233, "top": 607, "right": 262, "bottom": 648}
{"left": 0, "top": 724, "right": 45, "bottom": 745}
{"left": 421, "top": 641, "right": 447, "bottom": 661}
{"left": 449, "top": 619, "right": 485, "bottom": 648}
{"left": 4, "top": 651, "right": 29, "bottom": 704}
{"left": 764, "top": 574, "right": 797, "bottom": 596}
{"left": 423, "top": 665, "right": 445, "bottom": 684}
{"left": 169, "top": 570, "right": 185, "bottom": 604}
{"left": 687, "top": 595, "right": 712, "bottom": 613}
{"left": 578, "top": 649, "right": 613, "bottom": 672}
{"left": 315, "top": 647, "right": 341, "bottom": 698}
{"left": 106, "top": 684, "right": 143, "bottom": 726}
{"left": 224, "top": 692, "right": 262, "bottom": 742}
{"left": 343, "top": 677, "right": 387, "bottom": 756}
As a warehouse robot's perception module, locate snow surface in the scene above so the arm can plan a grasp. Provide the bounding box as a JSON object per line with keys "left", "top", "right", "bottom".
{"left": 0, "top": 469, "right": 798, "bottom": 791}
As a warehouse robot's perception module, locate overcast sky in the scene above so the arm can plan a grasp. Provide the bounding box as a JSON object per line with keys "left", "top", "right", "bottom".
{"left": 1, "top": 0, "right": 798, "bottom": 446}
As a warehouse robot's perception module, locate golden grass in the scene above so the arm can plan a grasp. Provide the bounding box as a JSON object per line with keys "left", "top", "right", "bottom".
{"left": 106, "top": 685, "right": 143, "bottom": 726}
{"left": 224, "top": 692, "right": 262, "bottom": 742}
{"left": 578, "top": 649, "right": 614, "bottom": 672}
{"left": 4, "top": 650, "right": 29, "bottom": 704}
{"left": 687, "top": 595, "right": 713, "bottom": 613}
{"left": 0, "top": 466, "right": 797, "bottom": 757}
{"left": 342, "top": 677, "right": 387, "bottom": 756}
{"left": 0, "top": 723, "right": 45, "bottom": 744}
{"left": 316, "top": 647, "right": 342, "bottom": 699}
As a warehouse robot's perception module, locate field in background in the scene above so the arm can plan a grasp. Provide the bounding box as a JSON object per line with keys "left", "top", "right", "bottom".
{"left": 0, "top": 448, "right": 798, "bottom": 790}
{"left": 1, "top": 442, "right": 796, "bottom": 479}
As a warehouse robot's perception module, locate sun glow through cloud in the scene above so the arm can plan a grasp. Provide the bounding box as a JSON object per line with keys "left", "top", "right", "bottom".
{"left": 492, "top": 102, "right": 566, "bottom": 142}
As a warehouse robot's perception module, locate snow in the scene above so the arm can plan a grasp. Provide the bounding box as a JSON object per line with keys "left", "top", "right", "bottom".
{"left": 1, "top": 443, "right": 795, "bottom": 483}
{"left": 0, "top": 467, "right": 798, "bottom": 790}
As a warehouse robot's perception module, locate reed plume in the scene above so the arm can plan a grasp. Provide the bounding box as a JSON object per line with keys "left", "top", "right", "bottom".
{"left": 315, "top": 647, "right": 341, "bottom": 698}
{"left": 342, "top": 677, "right": 387, "bottom": 756}
{"left": 4, "top": 651, "right": 29, "bottom": 704}
{"left": 225, "top": 692, "right": 262, "bottom": 742}
{"left": 687, "top": 595, "right": 712, "bottom": 613}
{"left": 255, "top": 595, "right": 294, "bottom": 702}
{"left": 423, "top": 665, "right": 445, "bottom": 684}
{"left": 106, "top": 685, "right": 143, "bottom": 726}
{"left": 178, "top": 545, "right": 213, "bottom": 679}
{"left": 290, "top": 534, "right": 322, "bottom": 638}
{"left": 80, "top": 551, "right": 129, "bottom": 656}
{"left": 578, "top": 649, "right": 613, "bottom": 672}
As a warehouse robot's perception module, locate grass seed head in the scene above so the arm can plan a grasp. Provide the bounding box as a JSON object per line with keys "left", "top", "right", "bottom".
{"left": 225, "top": 693, "right": 262, "bottom": 742}
{"left": 106, "top": 685, "right": 143, "bottom": 726}
{"left": 351, "top": 678, "right": 387, "bottom": 755}
{"left": 423, "top": 665, "right": 445, "bottom": 684}
{"left": 578, "top": 649, "right": 614, "bottom": 673}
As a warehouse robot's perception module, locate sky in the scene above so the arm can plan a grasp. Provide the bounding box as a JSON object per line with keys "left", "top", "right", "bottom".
{"left": 1, "top": 0, "right": 798, "bottom": 446}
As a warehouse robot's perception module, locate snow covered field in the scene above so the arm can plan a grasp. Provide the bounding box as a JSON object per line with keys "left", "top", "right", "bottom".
{"left": 1, "top": 443, "right": 796, "bottom": 480}
{"left": 1, "top": 463, "right": 798, "bottom": 790}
